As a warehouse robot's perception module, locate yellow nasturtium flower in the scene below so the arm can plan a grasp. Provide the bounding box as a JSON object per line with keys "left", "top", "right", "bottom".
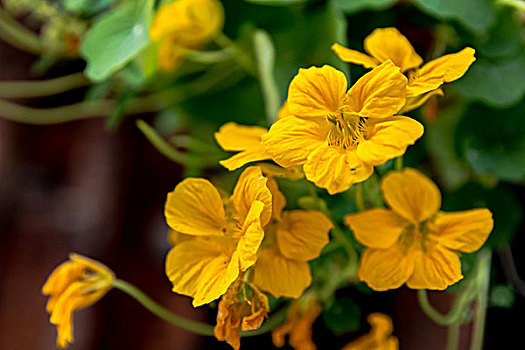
{"left": 252, "top": 178, "right": 332, "bottom": 298}
{"left": 164, "top": 166, "right": 272, "bottom": 307}
{"left": 345, "top": 168, "right": 493, "bottom": 291}
{"left": 262, "top": 62, "right": 423, "bottom": 194}
{"left": 149, "top": 0, "right": 224, "bottom": 71}
{"left": 42, "top": 254, "right": 114, "bottom": 348}
{"left": 342, "top": 313, "right": 398, "bottom": 350}
{"left": 332, "top": 27, "right": 475, "bottom": 112}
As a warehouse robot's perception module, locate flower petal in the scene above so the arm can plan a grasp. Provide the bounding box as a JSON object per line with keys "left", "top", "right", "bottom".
{"left": 267, "top": 177, "right": 287, "bottom": 222}
{"left": 219, "top": 149, "right": 272, "bottom": 171}
{"left": 287, "top": 65, "right": 348, "bottom": 119}
{"left": 304, "top": 145, "right": 374, "bottom": 195}
{"left": 345, "top": 208, "right": 408, "bottom": 249}
{"left": 277, "top": 210, "right": 333, "bottom": 261}
{"left": 346, "top": 60, "right": 407, "bottom": 119}
{"left": 252, "top": 249, "right": 312, "bottom": 298}
{"left": 165, "top": 178, "right": 226, "bottom": 236}
{"left": 165, "top": 238, "right": 239, "bottom": 307}
{"left": 215, "top": 122, "right": 268, "bottom": 151}
{"left": 407, "top": 47, "right": 476, "bottom": 97}
{"left": 357, "top": 116, "right": 424, "bottom": 166}
{"left": 430, "top": 209, "right": 493, "bottom": 253}
{"left": 420, "top": 47, "right": 476, "bottom": 83}
{"left": 359, "top": 245, "right": 415, "bottom": 291}
{"left": 381, "top": 168, "right": 441, "bottom": 223}
{"left": 262, "top": 116, "right": 328, "bottom": 168}
{"left": 232, "top": 166, "right": 272, "bottom": 226}
{"left": 237, "top": 200, "right": 265, "bottom": 271}
{"left": 364, "top": 27, "right": 423, "bottom": 72}
{"left": 331, "top": 43, "right": 380, "bottom": 69}
{"left": 406, "top": 244, "right": 463, "bottom": 290}
{"left": 399, "top": 89, "right": 443, "bottom": 113}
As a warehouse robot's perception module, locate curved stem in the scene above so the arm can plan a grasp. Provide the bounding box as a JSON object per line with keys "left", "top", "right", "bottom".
{"left": 0, "top": 7, "right": 42, "bottom": 55}
{"left": 112, "top": 278, "right": 286, "bottom": 338}
{"left": 0, "top": 73, "right": 90, "bottom": 98}
{"left": 470, "top": 250, "right": 491, "bottom": 350}
{"left": 112, "top": 279, "right": 216, "bottom": 336}
{"left": 0, "top": 96, "right": 163, "bottom": 125}
{"left": 446, "top": 322, "right": 460, "bottom": 350}
{"left": 417, "top": 286, "right": 476, "bottom": 327}
{"left": 498, "top": 244, "right": 525, "bottom": 297}
{"left": 214, "top": 33, "right": 257, "bottom": 77}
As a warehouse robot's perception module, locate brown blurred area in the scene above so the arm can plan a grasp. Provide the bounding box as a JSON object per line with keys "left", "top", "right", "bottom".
{"left": 0, "top": 41, "right": 215, "bottom": 350}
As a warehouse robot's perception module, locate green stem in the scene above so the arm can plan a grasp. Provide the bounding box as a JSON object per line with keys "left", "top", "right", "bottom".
{"left": 470, "top": 250, "right": 491, "bottom": 350}
{"left": 354, "top": 183, "right": 365, "bottom": 211}
{"left": 214, "top": 33, "right": 257, "bottom": 77}
{"left": 417, "top": 286, "right": 476, "bottom": 326}
{"left": 112, "top": 279, "right": 216, "bottom": 336}
{"left": 0, "top": 96, "right": 163, "bottom": 125}
{"left": 446, "top": 322, "right": 460, "bottom": 350}
{"left": 394, "top": 156, "right": 403, "bottom": 171}
{"left": 0, "top": 73, "right": 90, "bottom": 98}
{"left": 112, "top": 278, "right": 285, "bottom": 337}
{"left": 184, "top": 47, "right": 236, "bottom": 64}
{"left": 136, "top": 119, "right": 220, "bottom": 167}
{"left": 0, "top": 7, "right": 42, "bottom": 55}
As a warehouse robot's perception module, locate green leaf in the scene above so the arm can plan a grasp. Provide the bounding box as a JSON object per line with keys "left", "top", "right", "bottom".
{"left": 412, "top": 0, "right": 497, "bottom": 34}
{"left": 442, "top": 183, "right": 523, "bottom": 249}
{"left": 333, "top": 0, "right": 396, "bottom": 13}
{"left": 490, "top": 284, "right": 516, "bottom": 308}
{"left": 474, "top": 8, "right": 523, "bottom": 59}
{"left": 322, "top": 298, "right": 361, "bottom": 335}
{"left": 81, "top": 0, "right": 154, "bottom": 81}
{"left": 456, "top": 101, "right": 525, "bottom": 181}
{"left": 243, "top": 0, "right": 307, "bottom": 6}
{"left": 253, "top": 29, "right": 281, "bottom": 123}
{"left": 454, "top": 53, "right": 525, "bottom": 107}
{"left": 62, "top": 0, "right": 115, "bottom": 13}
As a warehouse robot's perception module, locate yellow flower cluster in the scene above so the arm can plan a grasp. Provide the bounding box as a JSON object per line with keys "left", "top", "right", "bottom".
{"left": 42, "top": 254, "right": 114, "bottom": 348}
{"left": 149, "top": 0, "right": 224, "bottom": 71}
{"left": 163, "top": 166, "right": 332, "bottom": 347}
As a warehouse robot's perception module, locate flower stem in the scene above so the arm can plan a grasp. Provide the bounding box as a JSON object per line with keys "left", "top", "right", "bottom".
{"left": 354, "top": 183, "right": 365, "bottom": 211}
{"left": 112, "top": 278, "right": 216, "bottom": 336}
{"left": 0, "top": 7, "right": 42, "bottom": 55}
{"left": 469, "top": 250, "right": 491, "bottom": 350}
{"left": 394, "top": 156, "right": 403, "bottom": 171}
{"left": 446, "top": 322, "right": 460, "bottom": 350}
{"left": 214, "top": 32, "right": 258, "bottom": 77}
{"left": 0, "top": 73, "right": 90, "bottom": 98}
{"left": 112, "top": 278, "right": 286, "bottom": 337}
{"left": 0, "top": 96, "right": 163, "bottom": 125}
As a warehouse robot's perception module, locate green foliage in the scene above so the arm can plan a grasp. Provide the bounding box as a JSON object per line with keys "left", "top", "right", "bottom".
{"left": 412, "top": 0, "right": 496, "bottom": 34}
{"left": 81, "top": 0, "right": 154, "bottom": 81}
{"left": 490, "top": 285, "right": 516, "bottom": 308}
{"left": 443, "top": 183, "right": 523, "bottom": 249}
{"left": 333, "top": 0, "right": 396, "bottom": 13}
{"left": 322, "top": 297, "right": 361, "bottom": 334}
{"left": 456, "top": 101, "right": 525, "bottom": 181}
{"left": 61, "top": 0, "right": 115, "bottom": 13}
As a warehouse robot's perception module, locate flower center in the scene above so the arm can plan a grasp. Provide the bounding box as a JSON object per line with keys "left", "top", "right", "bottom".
{"left": 326, "top": 113, "right": 368, "bottom": 150}
{"left": 398, "top": 221, "right": 438, "bottom": 254}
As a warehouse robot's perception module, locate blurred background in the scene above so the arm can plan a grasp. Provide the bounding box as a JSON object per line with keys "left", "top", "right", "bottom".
{"left": 1, "top": 0, "right": 525, "bottom": 349}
